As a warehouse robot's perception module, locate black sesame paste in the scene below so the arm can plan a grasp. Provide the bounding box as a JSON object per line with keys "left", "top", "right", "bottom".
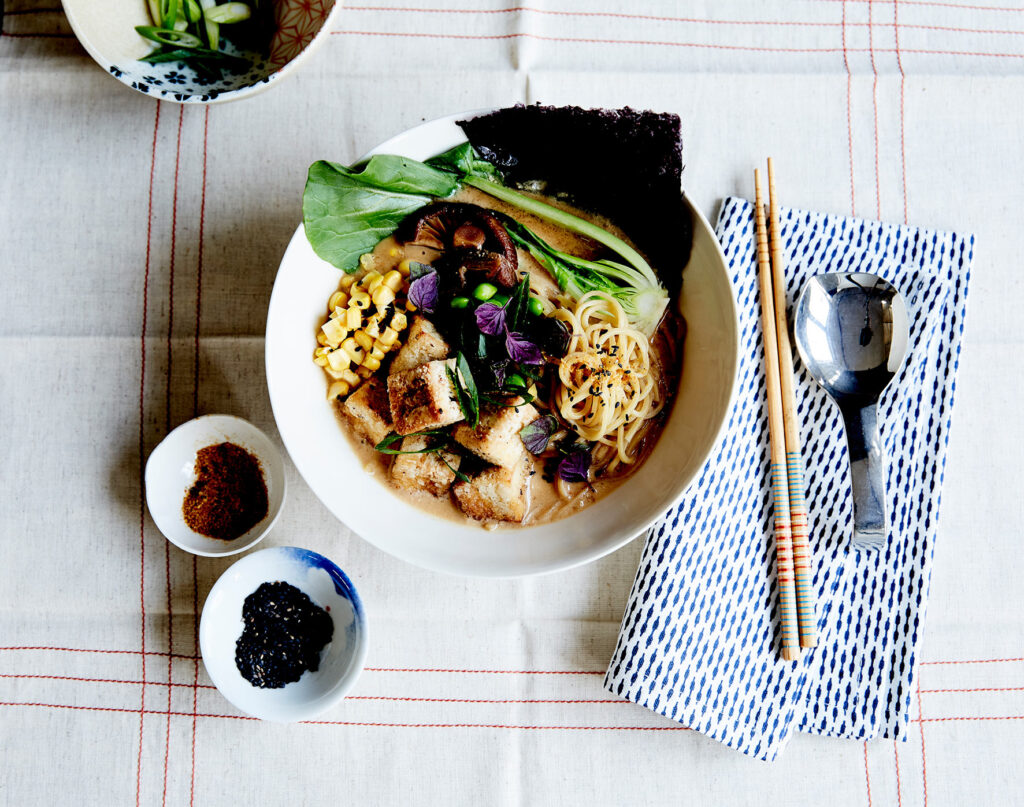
{"left": 234, "top": 581, "right": 334, "bottom": 689}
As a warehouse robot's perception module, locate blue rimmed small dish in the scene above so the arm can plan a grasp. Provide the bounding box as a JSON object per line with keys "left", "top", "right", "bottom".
{"left": 199, "top": 546, "right": 367, "bottom": 722}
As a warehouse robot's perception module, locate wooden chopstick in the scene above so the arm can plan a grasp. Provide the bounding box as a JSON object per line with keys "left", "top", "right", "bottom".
{"left": 754, "top": 168, "right": 801, "bottom": 662}
{"left": 766, "top": 158, "right": 817, "bottom": 648}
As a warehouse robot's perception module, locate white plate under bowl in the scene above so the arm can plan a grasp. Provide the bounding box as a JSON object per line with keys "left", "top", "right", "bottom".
{"left": 145, "top": 414, "right": 287, "bottom": 557}
{"left": 199, "top": 546, "right": 367, "bottom": 722}
{"left": 265, "top": 111, "right": 739, "bottom": 577}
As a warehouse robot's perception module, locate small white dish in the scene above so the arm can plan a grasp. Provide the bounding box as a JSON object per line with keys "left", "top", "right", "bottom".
{"left": 264, "top": 111, "right": 740, "bottom": 577}
{"left": 199, "top": 546, "right": 367, "bottom": 722}
{"left": 145, "top": 414, "right": 286, "bottom": 557}
{"left": 61, "top": 0, "right": 342, "bottom": 104}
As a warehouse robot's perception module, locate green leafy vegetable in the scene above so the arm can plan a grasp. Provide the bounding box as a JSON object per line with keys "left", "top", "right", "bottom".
{"left": 303, "top": 158, "right": 459, "bottom": 272}
{"left": 301, "top": 141, "right": 668, "bottom": 333}
{"left": 447, "top": 352, "right": 480, "bottom": 429}
{"left": 501, "top": 216, "right": 668, "bottom": 337}
{"left": 373, "top": 429, "right": 448, "bottom": 454}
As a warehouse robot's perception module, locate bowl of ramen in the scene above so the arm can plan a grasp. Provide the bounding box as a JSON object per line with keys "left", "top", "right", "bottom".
{"left": 266, "top": 106, "right": 739, "bottom": 576}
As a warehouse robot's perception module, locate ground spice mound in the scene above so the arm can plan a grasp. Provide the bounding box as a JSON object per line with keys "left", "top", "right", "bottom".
{"left": 182, "top": 442, "right": 268, "bottom": 541}
{"left": 235, "top": 581, "right": 334, "bottom": 689}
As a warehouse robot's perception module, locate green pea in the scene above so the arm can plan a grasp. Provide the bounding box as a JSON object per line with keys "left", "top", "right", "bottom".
{"left": 473, "top": 283, "right": 498, "bottom": 301}
{"left": 450, "top": 296, "right": 470, "bottom": 309}
{"left": 505, "top": 373, "right": 526, "bottom": 389}
{"left": 528, "top": 296, "right": 545, "bottom": 316}
{"left": 489, "top": 293, "right": 509, "bottom": 307}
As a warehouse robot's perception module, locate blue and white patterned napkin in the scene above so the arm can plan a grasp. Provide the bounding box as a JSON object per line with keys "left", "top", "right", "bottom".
{"left": 604, "top": 198, "right": 973, "bottom": 761}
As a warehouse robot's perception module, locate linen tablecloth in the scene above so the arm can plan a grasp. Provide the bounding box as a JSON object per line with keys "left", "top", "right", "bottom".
{"left": 2, "top": 1, "right": 1023, "bottom": 804}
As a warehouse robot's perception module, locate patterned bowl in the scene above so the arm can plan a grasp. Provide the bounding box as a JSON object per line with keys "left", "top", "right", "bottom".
{"left": 60, "top": 0, "right": 341, "bottom": 103}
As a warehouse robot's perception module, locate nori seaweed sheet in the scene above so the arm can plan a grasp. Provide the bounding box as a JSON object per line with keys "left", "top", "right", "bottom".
{"left": 458, "top": 104, "right": 692, "bottom": 290}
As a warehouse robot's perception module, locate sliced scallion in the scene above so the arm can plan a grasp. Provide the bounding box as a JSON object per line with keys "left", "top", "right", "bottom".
{"left": 203, "top": 2, "right": 253, "bottom": 24}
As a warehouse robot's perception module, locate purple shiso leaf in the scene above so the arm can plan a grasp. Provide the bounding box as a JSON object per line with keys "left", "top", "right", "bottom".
{"left": 408, "top": 270, "right": 439, "bottom": 313}
{"left": 491, "top": 358, "right": 510, "bottom": 387}
{"left": 475, "top": 302, "right": 507, "bottom": 336}
{"left": 505, "top": 330, "right": 543, "bottom": 364}
{"left": 519, "top": 414, "right": 559, "bottom": 455}
{"left": 556, "top": 449, "right": 591, "bottom": 483}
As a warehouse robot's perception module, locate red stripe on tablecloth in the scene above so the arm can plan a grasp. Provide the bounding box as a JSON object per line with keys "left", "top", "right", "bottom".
{"left": 920, "top": 686, "right": 1024, "bottom": 693}
{"left": 820, "top": 0, "right": 1024, "bottom": 10}
{"left": 2, "top": 645, "right": 1021, "bottom": 669}
{"left": 868, "top": 0, "right": 882, "bottom": 219}
{"left": 0, "top": 701, "right": 690, "bottom": 730}
{"left": 896, "top": 0, "right": 909, "bottom": 223}
{"left": 138, "top": 99, "right": 161, "bottom": 807}
{"left": 920, "top": 656, "right": 1024, "bottom": 665}
{"left": 894, "top": 739, "right": 904, "bottom": 807}
{"left": 190, "top": 105, "right": 210, "bottom": 807}
{"left": 842, "top": 0, "right": 857, "bottom": 216}
{"left": 863, "top": 741, "right": 874, "bottom": 807}
{"left": 918, "top": 679, "right": 929, "bottom": 807}
{"left": 0, "top": 674, "right": 214, "bottom": 689}
{"left": 160, "top": 102, "right": 185, "bottom": 807}
{"left": 364, "top": 666, "right": 604, "bottom": 674}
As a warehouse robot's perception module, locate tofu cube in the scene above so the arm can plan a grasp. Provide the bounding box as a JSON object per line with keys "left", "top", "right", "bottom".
{"left": 387, "top": 359, "right": 464, "bottom": 435}
{"left": 342, "top": 376, "right": 392, "bottom": 445}
{"left": 389, "top": 436, "right": 461, "bottom": 496}
{"left": 389, "top": 316, "right": 450, "bottom": 374}
{"left": 452, "top": 402, "right": 538, "bottom": 468}
{"left": 452, "top": 457, "right": 530, "bottom": 523}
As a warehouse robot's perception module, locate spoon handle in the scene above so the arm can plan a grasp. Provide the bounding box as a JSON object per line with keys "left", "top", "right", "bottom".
{"left": 841, "top": 402, "right": 887, "bottom": 550}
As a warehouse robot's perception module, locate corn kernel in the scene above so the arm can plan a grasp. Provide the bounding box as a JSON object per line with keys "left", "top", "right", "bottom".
{"left": 340, "top": 274, "right": 357, "bottom": 289}
{"left": 327, "top": 380, "right": 350, "bottom": 400}
{"left": 316, "top": 332, "right": 329, "bottom": 346}
{"left": 363, "top": 356, "right": 381, "bottom": 372}
{"left": 341, "top": 368, "right": 360, "bottom": 386}
{"left": 405, "top": 301, "right": 417, "bottom": 313}
{"left": 372, "top": 285, "right": 396, "bottom": 308}
{"left": 363, "top": 319, "right": 380, "bottom": 338}
{"left": 313, "top": 350, "right": 329, "bottom": 367}
{"left": 379, "top": 327, "right": 399, "bottom": 347}
{"left": 345, "top": 307, "right": 362, "bottom": 329}
{"left": 359, "top": 253, "right": 377, "bottom": 272}
{"left": 341, "top": 337, "right": 364, "bottom": 363}
{"left": 327, "top": 349, "right": 350, "bottom": 372}
{"left": 328, "top": 290, "right": 349, "bottom": 310}
{"left": 350, "top": 290, "right": 371, "bottom": 310}
{"left": 321, "top": 318, "right": 347, "bottom": 348}
{"left": 397, "top": 258, "right": 413, "bottom": 276}
{"left": 388, "top": 246, "right": 401, "bottom": 258}
{"left": 391, "top": 311, "right": 408, "bottom": 331}
{"left": 324, "top": 364, "right": 349, "bottom": 381}
{"left": 354, "top": 331, "right": 374, "bottom": 352}
{"left": 364, "top": 272, "right": 384, "bottom": 294}
{"left": 356, "top": 365, "right": 374, "bottom": 379}
{"left": 370, "top": 344, "right": 386, "bottom": 361}
{"left": 382, "top": 270, "right": 403, "bottom": 291}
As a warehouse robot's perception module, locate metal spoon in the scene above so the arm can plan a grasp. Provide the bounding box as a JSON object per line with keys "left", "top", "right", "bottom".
{"left": 793, "top": 273, "right": 910, "bottom": 551}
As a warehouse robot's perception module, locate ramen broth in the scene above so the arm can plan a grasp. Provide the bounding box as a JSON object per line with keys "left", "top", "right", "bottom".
{"left": 331, "top": 188, "right": 681, "bottom": 528}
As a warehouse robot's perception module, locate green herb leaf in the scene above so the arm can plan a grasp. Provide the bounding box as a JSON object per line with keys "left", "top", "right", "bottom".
{"left": 447, "top": 353, "right": 480, "bottom": 429}
{"left": 373, "top": 429, "right": 447, "bottom": 454}
{"left": 438, "top": 453, "right": 471, "bottom": 484}
{"left": 302, "top": 157, "right": 460, "bottom": 272}
{"left": 506, "top": 277, "right": 531, "bottom": 333}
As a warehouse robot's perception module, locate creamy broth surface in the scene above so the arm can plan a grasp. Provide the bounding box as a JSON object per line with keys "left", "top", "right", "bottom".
{"left": 328, "top": 189, "right": 680, "bottom": 529}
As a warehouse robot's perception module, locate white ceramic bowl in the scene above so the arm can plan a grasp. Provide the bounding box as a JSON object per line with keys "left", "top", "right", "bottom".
{"left": 199, "top": 546, "right": 367, "bottom": 722}
{"left": 61, "top": 0, "right": 341, "bottom": 103}
{"left": 145, "top": 414, "right": 286, "bottom": 556}
{"left": 265, "top": 111, "right": 739, "bottom": 577}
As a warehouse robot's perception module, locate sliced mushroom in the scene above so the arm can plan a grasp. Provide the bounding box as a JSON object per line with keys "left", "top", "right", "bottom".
{"left": 396, "top": 203, "right": 519, "bottom": 287}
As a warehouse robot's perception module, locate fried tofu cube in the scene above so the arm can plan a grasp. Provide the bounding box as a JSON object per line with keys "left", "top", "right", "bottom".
{"left": 387, "top": 359, "right": 464, "bottom": 435}
{"left": 452, "top": 402, "right": 538, "bottom": 468}
{"left": 452, "top": 457, "right": 530, "bottom": 523}
{"left": 389, "top": 316, "right": 450, "bottom": 374}
{"left": 389, "top": 436, "right": 461, "bottom": 496}
{"left": 343, "top": 376, "right": 392, "bottom": 445}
